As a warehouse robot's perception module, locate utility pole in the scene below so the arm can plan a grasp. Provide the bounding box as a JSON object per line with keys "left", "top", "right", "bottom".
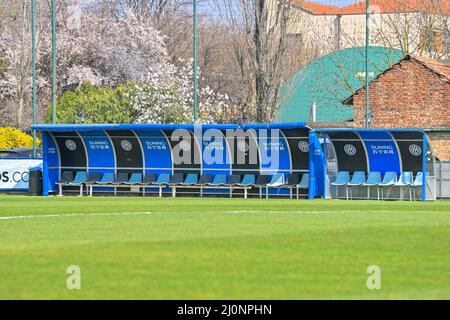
{"left": 52, "top": 0, "right": 57, "bottom": 124}
{"left": 365, "top": 0, "right": 370, "bottom": 128}
{"left": 193, "top": 0, "right": 198, "bottom": 123}
{"left": 31, "top": 0, "right": 37, "bottom": 157}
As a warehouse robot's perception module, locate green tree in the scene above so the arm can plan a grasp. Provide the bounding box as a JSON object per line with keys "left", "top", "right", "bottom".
{"left": 45, "top": 82, "right": 134, "bottom": 124}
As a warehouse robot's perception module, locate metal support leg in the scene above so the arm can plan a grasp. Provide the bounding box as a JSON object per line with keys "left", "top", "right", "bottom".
{"left": 172, "top": 187, "right": 176, "bottom": 198}
{"left": 79, "top": 185, "right": 83, "bottom": 197}
{"left": 59, "top": 184, "right": 63, "bottom": 196}
{"left": 290, "top": 188, "right": 293, "bottom": 200}
{"left": 266, "top": 187, "right": 269, "bottom": 199}
{"left": 200, "top": 187, "right": 203, "bottom": 198}
{"left": 297, "top": 187, "right": 299, "bottom": 200}
{"left": 230, "top": 187, "right": 233, "bottom": 198}
{"left": 259, "top": 187, "right": 262, "bottom": 199}
{"left": 367, "top": 186, "right": 370, "bottom": 199}
{"left": 244, "top": 188, "right": 248, "bottom": 199}
{"left": 159, "top": 186, "right": 162, "bottom": 198}
{"left": 346, "top": 186, "right": 349, "bottom": 200}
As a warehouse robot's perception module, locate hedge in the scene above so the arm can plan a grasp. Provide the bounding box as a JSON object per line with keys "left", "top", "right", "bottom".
{"left": 0, "top": 127, "right": 41, "bottom": 150}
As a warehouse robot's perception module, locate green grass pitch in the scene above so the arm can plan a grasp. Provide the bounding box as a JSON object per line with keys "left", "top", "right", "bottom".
{"left": 0, "top": 195, "right": 449, "bottom": 300}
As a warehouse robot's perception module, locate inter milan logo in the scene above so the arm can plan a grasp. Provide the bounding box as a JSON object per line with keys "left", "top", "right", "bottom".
{"left": 344, "top": 144, "right": 357, "bottom": 156}
{"left": 409, "top": 144, "right": 422, "bottom": 156}
{"left": 65, "top": 140, "right": 77, "bottom": 151}
{"left": 121, "top": 140, "right": 133, "bottom": 152}
{"left": 179, "top": 141, "right": 191, "bottom": 152}
{"left": 298, "top": 141, "right": 309, "bottom": 153}
{"left": 237, "top": 141, "right": 249, "bottom": 153}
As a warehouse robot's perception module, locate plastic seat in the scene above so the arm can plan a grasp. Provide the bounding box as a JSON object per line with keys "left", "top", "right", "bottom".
{"left": 297, "top": 174, "right": 309, "bottom": 190}
{"left": 87, "top": 172, "right": 114, "bottom": 197}
{"left": 124, "top": 173, "right": 143, "bottom": 185}
{"left": 254, "top": 175, "right": 270, "bottom": 198}
{"left": 139, "top": 173, "right": 157, "bottom": 197}
{"left": 168, "top": 173, "right": 185, "bottom": 185}
{"left": 69, "top": 172, "right": 87, "bottom": 185}
{"left": 140, "top": 174, "right": 156, "bottom": 185}
{"left": 331, "top": 172, "right": 350, "bottom": 186}
{"left": 363, "top": 172, "right": 382, "bottom": 186}
{"left": 296, "top": 173, "right": 309, "bottom": 200}
{"left": 379, "top": 172, "right": 397, "bottom": 187}
{"left": 379, "top": 172, "right": 398, "bottom": 200}
{"left": 151, "top": 173, "right": 171, "bottom": 197}
{"left": 395, "top": 172, "right": 414, "bottom": 186}
{"left": 266, "top": 173, "right": 285, "bottom": 199}
{"left": 96, "top": 172, "right": 115, "bottom": 185}
{"left": 362, "top": 172, "right": 382, "bottom": 200}
{"left": 65, "top": 172, "right": 87, "bottom": 196}
{"left": 85, "top": 173, "right": 101, "bottom": 185}
{"left": 152, "top": 173, "right": 171, "bottom": 185}
{"left": 237, "top": 174, "right": 256, "bottom": 187}
{"left": 267, "top": 174, "right": 285, "bottom": 187}
{"left": 331, "top": 171, "right": 350, "bottom": 200}
{"left": 224, "top": 175, "right": 242, "bottom": 198}
{"left": 226, "top": 174, "right": 242, "bottom": 186}
{"left": 209, "top": 174, "right": 227, "bottom": 186}
{"left": 283, "top": 173, "right": 300, "bottom": 199}
{"left": 58, "top": 171, "right": 74, "bottom": 184}
{"left": 285, "top": 173, "right": 300, "bottom": 186}
{"left": 113, "top": 173, "right": 129, "bottom": 185}
{"left": 180, "top": 174, "right": 199, "bottom": 186}
{"left": 348, "top": 172, "right": 366, "bottom": 186}
{"left": 198, "top": 174, "right": 213, "bottom": 185}
{"left": 412, "top": 172, "right": 424, "bottom": 187}
{"left": 347, "top": 171, "right": 366, "bottom": 200}
{"left": 395, "top": 172, "right": 414, "bottom": 201}
{"left": 411, "top": 172, "right": 429, "bottom": 200}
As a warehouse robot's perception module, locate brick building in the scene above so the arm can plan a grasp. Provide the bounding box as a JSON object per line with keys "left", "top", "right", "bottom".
{"left": 342, "top": 55, "right": 450, "bottom": 160}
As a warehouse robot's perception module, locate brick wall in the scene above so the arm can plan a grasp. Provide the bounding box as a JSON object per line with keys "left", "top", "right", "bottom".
{"left": 427, "top": 132, "right": 450, "bottom": 161}
{"left": 353, "top": 59, "right": 450, "bottom": 128}
{"left": 352, "top": 58, "right": 450, "bottom": 160}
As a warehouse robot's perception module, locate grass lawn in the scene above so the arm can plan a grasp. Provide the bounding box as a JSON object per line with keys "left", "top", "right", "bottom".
{"left": 0, "top": 195, "right": 449, "bottom": 300}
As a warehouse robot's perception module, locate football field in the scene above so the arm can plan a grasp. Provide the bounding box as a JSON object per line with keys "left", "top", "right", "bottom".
{"left": 0, "top": 195, "right": 449, "bottom": 300}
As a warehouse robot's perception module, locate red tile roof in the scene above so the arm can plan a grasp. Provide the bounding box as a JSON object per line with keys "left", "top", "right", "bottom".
{"left": 292, "top": 1, "right": 339, "bottom": 14}
{"left": 412, "top": 54, "right": 450, "bottom": 80}
{"left": 294, "top": 0, "right": 449, "bottom": 15}
{"left": 338, "top": 0, "right": 449, "bottom": 15}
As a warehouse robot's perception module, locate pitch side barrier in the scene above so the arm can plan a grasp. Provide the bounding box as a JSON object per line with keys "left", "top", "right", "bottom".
{"left": 32, "top": 123, "right": 311, "bottom": 197}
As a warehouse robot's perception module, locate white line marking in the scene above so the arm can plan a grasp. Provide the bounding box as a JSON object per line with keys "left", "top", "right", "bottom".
{"left": 0, "top": 209, "right": 429, "bottom": 222}
{"left": 0, "top": 212, "right": 154, "bottom": 221}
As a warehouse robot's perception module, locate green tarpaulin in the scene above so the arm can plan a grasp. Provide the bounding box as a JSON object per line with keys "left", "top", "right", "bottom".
{"left": 276, "top": 46, "right": 403, "bottom": 123}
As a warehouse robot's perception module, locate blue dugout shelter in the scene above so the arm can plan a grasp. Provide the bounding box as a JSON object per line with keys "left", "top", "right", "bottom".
{"left": 33, "top": 123, "right": 311, "bottom": 197}
{"left": 32, "top": 123, "right": 435, "bottom": 201}
{"left": 308, "top": 129, "right": 436, "bottom": 202}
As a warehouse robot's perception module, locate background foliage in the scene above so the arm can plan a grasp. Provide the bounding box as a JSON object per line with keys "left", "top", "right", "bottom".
{"left": 44, "top": 82, "right": 134, "bottom": 124}
{"left": 0, "top": 127, "right": 40, "bottom": 149}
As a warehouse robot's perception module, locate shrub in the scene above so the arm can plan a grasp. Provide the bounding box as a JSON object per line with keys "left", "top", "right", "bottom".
{"left": 45, "top": 82, "right": 134, "bottom": 124}
{"left": 0, "top": 127, "right": 41, "bottom": 150}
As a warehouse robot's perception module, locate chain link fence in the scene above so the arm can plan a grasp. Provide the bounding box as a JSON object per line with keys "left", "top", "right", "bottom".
{"left": 436, "top": 161, "right": 450, "bottom": 199}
